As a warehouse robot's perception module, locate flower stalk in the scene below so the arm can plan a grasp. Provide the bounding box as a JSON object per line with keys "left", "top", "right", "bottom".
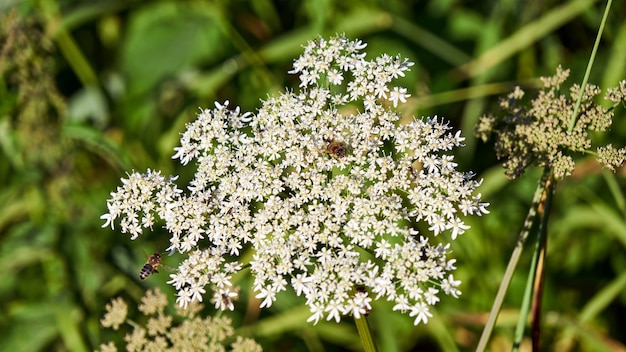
{"left": 355, "top": 315, "right": 377, "bottom": 352}
{"left": 513, "top": 176, "right": 554, "bottom": 352}
{"left": 475, "top": 171, "right": 548, "bottom": 352}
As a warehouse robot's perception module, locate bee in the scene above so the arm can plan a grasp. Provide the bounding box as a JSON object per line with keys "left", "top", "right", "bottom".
{"left": 140, "top": 252, "right": 162, "bottom": 280}
{"left": 326, "top": 140, "right": 347, "bottom": 158}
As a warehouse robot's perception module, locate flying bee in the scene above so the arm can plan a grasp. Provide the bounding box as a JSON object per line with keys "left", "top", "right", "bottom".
{"left": 326, "top": 140, "right": 347, "bottom": 158}
{"left": 140, "top": 252, "right": 163, "bottom": 280}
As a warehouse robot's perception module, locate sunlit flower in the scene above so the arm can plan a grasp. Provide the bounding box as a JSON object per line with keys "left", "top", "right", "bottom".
{"left": 103, "top": 34, "right": 489, "bottom": 326}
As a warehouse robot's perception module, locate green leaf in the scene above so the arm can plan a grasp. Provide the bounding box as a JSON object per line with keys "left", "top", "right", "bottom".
{"left": 121, "top": 2, "right": 231, "bottom": 96}
{"left": 62, "top": 123, "right": 132, "bottom": 173}
{"left": 1, "top": 302, "right": 59, "bottom": 352}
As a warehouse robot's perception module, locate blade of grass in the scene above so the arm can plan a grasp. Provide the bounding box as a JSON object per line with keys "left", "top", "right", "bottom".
{"left": 602, "top": 169, "right": 626, "bottom": 215}
{"left": 39, "top": 0, "right": 99, "bottom": 87}
{"left": 601, "top": 21, "right": 626, "bottom": 91}
{"left": 552, "top": 272, "right": 626, "bottom": 352}
{"left": 412, "top": 79, "right": 541, "bottom": 110}
{"left": 455, "top": 0, "right": 599, "bottom": 81}
{"left": 428, "top": 309, "right": 460, "bottom": 352}
{"left": 55, "top": 304, "right": 88, "bottom": 352}
{"left": 392, "top": 16, "right": 471, "bottom": 66}
{"left": 589, "top": 202, "right": 626, "bottom": 249}
{"left": 568, "top": 0, "right": 612, "bottom": 131}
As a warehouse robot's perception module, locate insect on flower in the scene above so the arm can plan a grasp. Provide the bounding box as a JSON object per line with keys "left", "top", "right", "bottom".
{"left": 140, "top": 252, "right": 162, "bottom": 280}
{"left": 326, "top": 140, "right": 347, "bottom": 158}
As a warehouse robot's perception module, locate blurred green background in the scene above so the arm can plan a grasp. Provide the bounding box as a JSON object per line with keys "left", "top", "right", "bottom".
{"left": 1, "top": 0, "right": 625, "bottom": 351}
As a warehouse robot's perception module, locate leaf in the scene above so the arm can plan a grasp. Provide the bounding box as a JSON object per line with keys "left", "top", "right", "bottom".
{"left": 121, "top": 2, "right": 232, "bottom": 96}
{"left": 62, "top": 123, "right": 132, "bottom": 173}
{"left": 1, "top": 302, "right": 59, "bottom": 352}
{"left": 456, "top": 0, "right": 598, "bottom": 79}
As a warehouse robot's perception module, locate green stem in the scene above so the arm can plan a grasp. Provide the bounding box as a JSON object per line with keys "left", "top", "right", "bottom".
{"left": 38, "top": 0, "right": 99, "bottom": 87}
{"left": 532, "top": 177, "right": 555, "bottom": 351}
{"left": 475, "top": 170, "right": 550, "bottom": 352}
{"left": 567, "top": 0, "right": 612, "bottom": 131}
{"left": 512, "top": 176, "right": 555, "bottom": 351}
{"left": 355, "top": 315, "right": 377, "bottom": 352}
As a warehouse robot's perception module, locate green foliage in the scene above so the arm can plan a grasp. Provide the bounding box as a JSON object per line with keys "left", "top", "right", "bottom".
{"left": 1, "top": 0, "right": 625, "bottom": 351}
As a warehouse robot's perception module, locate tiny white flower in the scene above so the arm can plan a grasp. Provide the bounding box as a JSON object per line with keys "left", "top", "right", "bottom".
{"left": 392, "top": 294, "right": 411, "bottom": 313}
{"left": 325, "top": 299, "right": 343, "bottom": 323}
{"left": 424, "top": 287, "right": 440, "bottom": 305}
{"left": 389, "top": 86, "right": 409, "bottom": 107}
{"left": 292, "top": 273, "right": 312, "bottom": 296}
{"left": 100, "top": 213, "right": 114, "bottom": 229}
{"left": 442, "top": 274, "right": 462, "bottom": 298}
{"left": 189, "top": 281, "right": 206, "bottom": 302}
{"left": 255, "top": 287, "right": 276, "bottom": 309}
{"left": 307, "top": 303, "right": 325, "bottom": 325}
{"left": 175, "top": 288, "right": 193, "bottom": 309}
{"left": 409, "top": 302, "right": 433, "bottom": 325}
{"left": 327, "top": 68, "right": 344, "bottom": 85}
{"left": 446, "top": 217, "right": 470, "bottom": 240}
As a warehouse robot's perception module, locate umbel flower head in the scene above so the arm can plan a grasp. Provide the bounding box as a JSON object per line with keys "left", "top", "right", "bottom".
{"left": 102, "top": 35, "right": 489, "bottom": 326}
{"left": 96, "top": 288, "right": 263, "bottom": 352}
{"left": 475, "top": 66, "right": 626, "bottom": 179}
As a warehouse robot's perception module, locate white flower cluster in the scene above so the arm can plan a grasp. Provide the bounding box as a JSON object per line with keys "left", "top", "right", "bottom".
{"left": 102, "top": 35, "right": 489, "bottom": 326}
